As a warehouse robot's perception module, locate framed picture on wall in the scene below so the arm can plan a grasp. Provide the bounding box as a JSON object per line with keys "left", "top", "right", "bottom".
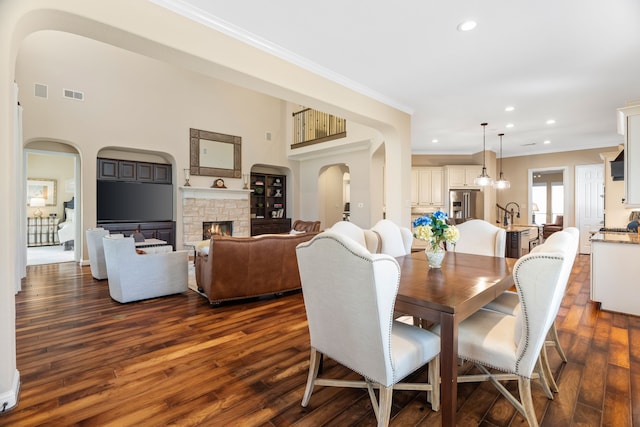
{"left": 27, "top": 178, "right": 57, "bottom": 206}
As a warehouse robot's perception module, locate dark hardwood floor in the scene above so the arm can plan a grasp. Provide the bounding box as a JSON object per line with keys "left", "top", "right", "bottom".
{"left": 1, "top": 254, "right": 638, "bottom": 426}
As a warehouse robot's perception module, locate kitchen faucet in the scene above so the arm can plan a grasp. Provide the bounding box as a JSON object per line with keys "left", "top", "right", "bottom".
{"left": 496, "top": 202, "right": 521, "bottom": 226}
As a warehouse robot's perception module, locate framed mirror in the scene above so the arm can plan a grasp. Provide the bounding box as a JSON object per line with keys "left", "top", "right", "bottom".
{"left": 190, "top": 128, "right": 241, "bottom": 178}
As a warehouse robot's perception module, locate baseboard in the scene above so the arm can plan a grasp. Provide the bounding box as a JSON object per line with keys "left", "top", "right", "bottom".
{"left": 0, "top": 369, "right": 20, "bottom": 413}
{"left": 79, "top": 259, "right": 91, "bottom": 267}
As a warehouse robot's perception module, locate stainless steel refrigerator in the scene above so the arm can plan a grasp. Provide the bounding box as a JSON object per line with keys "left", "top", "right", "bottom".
{"left": 449, "top": 189, "right": 483, "bottom": 222}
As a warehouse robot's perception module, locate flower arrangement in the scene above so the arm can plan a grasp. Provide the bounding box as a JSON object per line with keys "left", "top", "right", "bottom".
{"left": 412, "top": 210, "right": 459, "bottom": 252}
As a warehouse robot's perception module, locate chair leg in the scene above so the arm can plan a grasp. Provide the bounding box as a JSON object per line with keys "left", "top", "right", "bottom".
{"left": 301, "top": 348, "right": 322, "bottom": 407}
{"left": 547, "top": 321, "right": 568, "bottom": 362}
{"left": 535, "top": 355, "right": 555, "bottom": 399}
{"left": 427, "top": 356, "right": 440, "bottom": 411}
{"left": 518, "top": 377, "right": 540, "bottom": 427}
{"left": 539, "top": 345, "right": 559, "bottom": 393}
{"left": 377, "top": 385, "right": 393, "bottom": 427}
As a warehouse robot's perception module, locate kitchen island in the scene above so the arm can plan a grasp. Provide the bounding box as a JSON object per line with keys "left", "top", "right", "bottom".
{"left": 590, "top": 231, "right": 640, "bottom": 316}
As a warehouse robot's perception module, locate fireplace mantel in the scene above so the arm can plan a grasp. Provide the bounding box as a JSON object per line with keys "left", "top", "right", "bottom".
{"left": 179, "top": 186, "right": 252, "bottom": 200}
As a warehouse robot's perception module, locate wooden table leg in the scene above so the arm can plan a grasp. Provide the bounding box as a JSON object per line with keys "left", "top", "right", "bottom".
{"left": 440, "top": 312, "right": 457, "bottom": 426}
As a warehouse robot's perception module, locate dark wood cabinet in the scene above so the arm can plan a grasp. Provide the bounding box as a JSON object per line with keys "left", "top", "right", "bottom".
{"left": 99, "top": 221, "right": 176, "bottom": 249}
{"left": 505, "top": 229, "right": 530, "bottom": 258}
{"left": 250, "top": 172, "right": 289, "bottom": 235}
{"left": 97, "top": 158, "right": 171, "bottom": 183}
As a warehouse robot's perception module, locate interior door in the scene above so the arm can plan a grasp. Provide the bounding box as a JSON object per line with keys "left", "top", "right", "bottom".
{"left": 575, "top": 164, "right": 604, "bottom": 254}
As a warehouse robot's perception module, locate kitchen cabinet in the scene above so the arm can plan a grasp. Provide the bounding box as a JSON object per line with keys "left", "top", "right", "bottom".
{"left": 446, "top": 165, "right": 481, "bottom": 188}
{"left": 591, "top": 232, "right": 640, "bottom": 315}
{"left": 618, "top": 105, "right": 640, "bottom": 207}
{"left": 411, "top": 167, "right": 443, "bottom": 207}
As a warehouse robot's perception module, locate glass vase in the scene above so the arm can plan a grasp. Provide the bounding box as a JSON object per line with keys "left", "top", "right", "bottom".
{"left": 425, "top": 248, "right": 445, "bottom": 268}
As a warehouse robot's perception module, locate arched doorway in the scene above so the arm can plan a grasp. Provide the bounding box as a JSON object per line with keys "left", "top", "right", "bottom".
{"left": 24, "top": 142, "right": 80, "bottom": 265}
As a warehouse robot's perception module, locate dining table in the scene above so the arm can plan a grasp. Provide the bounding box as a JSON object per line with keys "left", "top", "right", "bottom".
{"left": 394, "top": 250, "right": 516, "bottom": 427}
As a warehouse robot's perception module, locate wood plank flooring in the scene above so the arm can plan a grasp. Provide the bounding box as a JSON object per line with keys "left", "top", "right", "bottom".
{"left": 1, "top": 254, "right": 638, "bottom": 426}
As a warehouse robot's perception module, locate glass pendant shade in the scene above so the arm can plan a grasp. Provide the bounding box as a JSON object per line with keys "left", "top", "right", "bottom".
{"left": 474, "top": 123, "right": 493, "bottom": 186}
{"left": 494, "top": 133, "right": 510, "bottom": 189}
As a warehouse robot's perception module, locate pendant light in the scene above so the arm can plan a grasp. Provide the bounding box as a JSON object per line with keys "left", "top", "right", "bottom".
{"left": 474, "top": 122, "right": 494, "bottom": 186}
{"left": 494, "top": 133, "right": 511, "bottom": 189}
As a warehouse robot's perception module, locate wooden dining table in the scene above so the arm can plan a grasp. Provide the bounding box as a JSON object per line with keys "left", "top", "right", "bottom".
{"left": 394, "top": 250, "right": 516, "bottom": 427}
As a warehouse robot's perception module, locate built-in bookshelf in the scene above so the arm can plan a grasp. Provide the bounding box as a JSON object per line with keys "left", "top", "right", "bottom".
{"left": 250, "top": 173, "right": 290, "bottom": 235}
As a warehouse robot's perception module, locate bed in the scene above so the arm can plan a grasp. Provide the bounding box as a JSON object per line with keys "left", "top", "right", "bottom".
{"left": 58, "top": 197, "right": 75, "bottom": 250}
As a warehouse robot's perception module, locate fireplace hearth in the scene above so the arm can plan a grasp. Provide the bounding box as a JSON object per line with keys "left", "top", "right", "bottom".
{"left": 203, "top": 221, "right": 233, "bottom": 239}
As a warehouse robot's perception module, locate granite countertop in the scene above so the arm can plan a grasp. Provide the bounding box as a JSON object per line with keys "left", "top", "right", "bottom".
{"left": 591, "top": 232, "right": 640, "bottom": 244}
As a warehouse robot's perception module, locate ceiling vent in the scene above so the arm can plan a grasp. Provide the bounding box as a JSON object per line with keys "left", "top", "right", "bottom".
{"left": 34, "top": 83, "right": 48, "bottom": 98}
{"left": 63, "top": 88, "right": 84, "bottom": 101}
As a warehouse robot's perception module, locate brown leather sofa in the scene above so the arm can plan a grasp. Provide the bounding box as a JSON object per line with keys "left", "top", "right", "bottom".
{"left": 195, "top": 232, "right": 317, "bottom": 304}
{"left": 542, "top": 215, "right": 563, "bottom": 239}
{"left": 292, "top": 220, "right": 321, "bottom": 232}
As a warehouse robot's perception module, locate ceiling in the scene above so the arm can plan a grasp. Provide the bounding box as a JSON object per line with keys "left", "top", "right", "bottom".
{"left": 154, "top": 0, "right": 640, "bottom": 157}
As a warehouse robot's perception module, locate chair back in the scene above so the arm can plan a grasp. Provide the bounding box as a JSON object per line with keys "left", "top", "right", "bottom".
{"left": 371, "top": 219, "right": 413, "bottom": 257}
{"left": 512, "top": 232, "right": 574, "bottom": 376}
{"left": 328, "top": 221, "right": 380, "bottom": 253}
{"left": 446, "top": 219, "right": 506, "bottom": 257}
{"left": 296, "top": 231, "right": 400, "bottom": 386}
{"left": 85, "top": 228, "right": 110, "bottom": 279}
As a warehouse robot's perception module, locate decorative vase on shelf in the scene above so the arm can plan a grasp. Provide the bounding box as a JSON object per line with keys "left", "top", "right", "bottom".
{"left": 425, "top": 248, "right": 445, "bottom": 269}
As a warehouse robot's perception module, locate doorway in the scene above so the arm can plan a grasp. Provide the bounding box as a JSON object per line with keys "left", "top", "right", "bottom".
{"left": 575, "top": 164, "right": 604, "bottom": 254}
{"left": 25, "top": 147, "right": 79, "bottom": 265}
{"left": 318, "top": 164, "right": 350, "bottom": 228}
{"left": 529, "top": 167, "right": 567, "bottom": 226}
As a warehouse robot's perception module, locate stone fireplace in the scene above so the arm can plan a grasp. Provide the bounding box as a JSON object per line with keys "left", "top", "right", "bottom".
{"left": 181, "top": 187, "right": 251, "bottom": 244}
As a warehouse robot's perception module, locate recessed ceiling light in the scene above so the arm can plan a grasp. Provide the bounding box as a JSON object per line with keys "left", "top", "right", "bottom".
{"left": 543, "top": 140, "right": 551, "bottom": 144}
{"left": 546, "top": 119, "right": 556, "bottom": 125}
{"left": 432, "top": 139, "right": 438, "bottom": 143}
{"left": 506, "top": 123, "right": 514, "bottom": 128}
{"left": 457, "top": 20, "right": 477, "bottom": 32}
{"left": 505, "top": 106, "right": 515, "bottom": 112}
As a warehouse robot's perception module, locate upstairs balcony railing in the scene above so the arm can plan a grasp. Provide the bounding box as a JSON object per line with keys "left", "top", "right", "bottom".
{"left": 291, "top": 108, "right": 346, "bottom": 148}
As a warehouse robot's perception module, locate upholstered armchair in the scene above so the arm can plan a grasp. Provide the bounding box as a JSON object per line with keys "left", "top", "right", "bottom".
{"left": 292, "top": 219, "right": 321, "bottom": 233}
{"left": 542, "top": 215, "right": 563, "bottom": 239}
{"left": 102, "top": 236, "right": 188, "bottom": 303}
{"left": 445, "top": 219, "right": 506, "bottom": 257}
{"left": 296, "top": 232, "right": 441, "bottom": 425}
{"left": 85, "top": 228, "right": 111, "bottom": 280}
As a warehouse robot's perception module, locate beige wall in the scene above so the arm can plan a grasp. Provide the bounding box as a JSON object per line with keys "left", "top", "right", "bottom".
{"left": 498, "top": 147, "right": 619, "bottom": 227}
{"left": 26, "top": 151, "right": 75, "bottom": 218}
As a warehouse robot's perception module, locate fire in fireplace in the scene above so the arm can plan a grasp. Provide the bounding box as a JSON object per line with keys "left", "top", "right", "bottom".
{"left": 203, "top": 221, "right": 233, "bottom": 239}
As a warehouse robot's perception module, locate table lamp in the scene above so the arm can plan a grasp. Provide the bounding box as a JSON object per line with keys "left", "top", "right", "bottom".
{"left": 532, "top": 203, "right": 539, "bottom": 223}
{"left": 30, "top": 197, "right": 46, "bottom": 218}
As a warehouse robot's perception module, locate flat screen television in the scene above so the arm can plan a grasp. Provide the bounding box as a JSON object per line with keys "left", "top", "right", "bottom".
{"left": 97, "top": 180, "right": 173, "bottom": 223}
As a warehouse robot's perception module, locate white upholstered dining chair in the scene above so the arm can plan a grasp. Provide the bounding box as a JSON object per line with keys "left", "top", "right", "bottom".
{"left": 432, "top": 243, "right": 570, "bottom": 427}
{"left": 445, "top": 219, "right": 506, "bottom": 256}
{"left": 371, "top": 219, "right": 413, "bottom": 257}
{"left": 327, "top": 220, "right": 380, "bottom": 253}
{"left": 483, "top": 227, "right": 579, "bottom": 392}
{"left": 296, "top": 232, "right": 441, "bottom": 426}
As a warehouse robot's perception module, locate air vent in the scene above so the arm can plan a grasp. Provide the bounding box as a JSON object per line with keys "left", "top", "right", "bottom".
{"left": 521, "top": 142, "right": 536, "bottom": 146}
{"left": 34, "top": 83, "right": 48, "bottom": 98}
{"left": 63, "top": 88, "right": 84, "bottom": 101}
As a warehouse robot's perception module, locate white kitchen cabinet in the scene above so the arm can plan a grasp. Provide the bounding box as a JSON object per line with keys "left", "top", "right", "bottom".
{"left": 446, "top": 165, "right": 481, "bottom": 188}
{"left": 411, "top": 167, "right": 443, "bottom": 207}
{"left": 618, "top": 105, "right": 640, "bottom": 207}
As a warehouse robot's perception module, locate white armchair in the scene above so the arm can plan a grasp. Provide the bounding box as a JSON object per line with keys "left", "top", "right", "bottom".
{"left": 296, "top": 232, "right": 441, "bottom": 426}
{"left": 85, "top": 228, "right": 123, "bottom": 280}
{"left": 371, "top": 219, "right": 413, "bottom": 257}
{"left": 445, "top": 219, "right": 506, "bottom": 257}
{"left": 102, "top": 236, "right": 188, "bottom": 303}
